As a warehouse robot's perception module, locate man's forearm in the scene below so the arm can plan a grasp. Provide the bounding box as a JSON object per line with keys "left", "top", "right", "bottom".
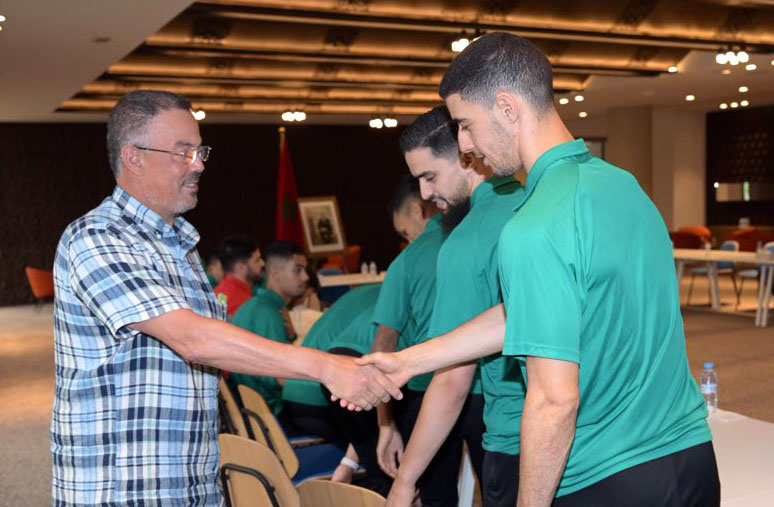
{"left": 398, "top": 304, "right": 505, "bottom": 378}
{"left": 394, "top": 364, "right": 474, "bottom": 485}
{"left": 373, "top": 324, "right": 400, "bottom": 353}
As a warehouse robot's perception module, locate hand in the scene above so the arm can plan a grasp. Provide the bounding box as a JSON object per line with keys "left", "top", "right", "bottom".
{"left": 385, "top": 476, "right": 417, "bottom": 507}
{"left": 377, "top": 423, "right": 404, "bottom": 478}
{"left": 322, "top": 354, "right": 403, "bottom": 411}
{"left": 355, "top": 351, "right": 411, "bottom": 389}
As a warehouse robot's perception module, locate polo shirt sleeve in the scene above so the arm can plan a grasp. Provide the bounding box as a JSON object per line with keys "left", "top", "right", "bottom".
{"left": 372, "top": 253, "right": 410, "bottom": 333}
{"left": 68, "top": 226, "right": 191, "bottom": 338}
{"left": 500, "top": 223, "right": 582, "bottom": 364}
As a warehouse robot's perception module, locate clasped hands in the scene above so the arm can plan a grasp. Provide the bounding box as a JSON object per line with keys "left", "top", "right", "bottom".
{"left": 325, "top": 351, "right": 409, "bottom": 411}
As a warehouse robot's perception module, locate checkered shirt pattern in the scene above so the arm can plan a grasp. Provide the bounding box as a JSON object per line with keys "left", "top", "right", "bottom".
{"left": 51, "top": 186, "right": 226, "bottom": 506}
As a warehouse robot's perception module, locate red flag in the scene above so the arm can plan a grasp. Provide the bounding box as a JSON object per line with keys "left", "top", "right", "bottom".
{"left": 276, "top": 127, "right": 304, "bottom": 246}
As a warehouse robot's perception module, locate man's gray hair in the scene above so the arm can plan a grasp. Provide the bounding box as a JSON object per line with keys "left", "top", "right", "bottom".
{"left": 106, "top": 90, "right": 191, "bottom": 177}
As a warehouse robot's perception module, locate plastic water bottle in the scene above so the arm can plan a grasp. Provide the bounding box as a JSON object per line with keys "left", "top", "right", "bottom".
{"left": 700, "top": 362, "right": 718, "bottom": 412}
{"left": 361, "top": 262, "right": 368, "bottom": 274}
{"left": 369, "top": 261, "right": 377, "bottom": 275}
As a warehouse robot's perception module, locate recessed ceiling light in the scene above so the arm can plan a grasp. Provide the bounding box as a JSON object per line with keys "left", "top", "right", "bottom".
{"left": 738, "top": 86, "right": 748, "bottom": 93}
{"left": 191, "top": 110, "right": 206, "bottom": 121}
{"left": 737, "top": 51, "right": 749, "bottom": 63}
{"left": 721, "top": 69, "right": 731, "bottom": 75}
{"left": 292, "top": 111, "right": 306, "bottom": 121}
{"left": 0, "top": 26, "right": 3, "bottom": 31}
{"left": 716, "top": 52, "right": 728, "bottom": 65}
{"left": 574, "top": 95, "right": 584, "bottom": 102}
{"left": 730, "top": 102, "right": 739, "bottom": 108}
{"left": 741, "top": 100, "right": 749, "bottom": 107}
{"left": 384, "top": 118, "right": 398, "bottom": 128}
{"left": 558, "top": 97, "right": 569, "bottom": 105}
{"left": 745, "top": 64, "right": 757, "bottom": 71}
{"left": 685, "top": 95, "right": 695, "bottom": 101}
{"left": 719, "top": 103, "right": 728, "bottom": 109}
{"left": 369, "top": 118, "right": 384, "bottom": 129}
{"left": 714, "top": 182, "right": 720, "bottom": 189}
{"left": 578, "top": 112, "right": 587, "bottom": 118}
{"left": 0, "top": 15, "right": 6, "bottom": 22}
{"left": 668, "top": 66, "right": 678, "bottom": 73}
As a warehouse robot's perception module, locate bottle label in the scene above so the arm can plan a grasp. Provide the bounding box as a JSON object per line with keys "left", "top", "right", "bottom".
{"left": 701, "top": 383, "right": 717, "bottom": 394}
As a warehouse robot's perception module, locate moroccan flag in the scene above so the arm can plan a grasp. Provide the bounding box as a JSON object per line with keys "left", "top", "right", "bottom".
{"left": 276, "top": 127, "right": 304, "bottom": 246}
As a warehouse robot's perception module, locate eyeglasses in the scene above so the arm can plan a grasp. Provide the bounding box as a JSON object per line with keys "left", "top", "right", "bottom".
{"left": 134, "top": 145, "right": 211, "bottom": 164}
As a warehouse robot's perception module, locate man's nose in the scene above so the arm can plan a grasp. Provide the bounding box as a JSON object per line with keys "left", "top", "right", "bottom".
{"left": 457, "top": 126, "right": 475, "bottom": 154}
{"left": 419, "top": 180, "right": 432, "bottom": 201}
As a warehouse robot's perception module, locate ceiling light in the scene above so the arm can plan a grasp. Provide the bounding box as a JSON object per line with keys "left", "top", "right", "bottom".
{"left": 191, "top": 109, "right": 206, "bottom": 121}
{"left": 383, "top": 118, "right": 398, "bottom": 128}
{"left": 737, "top": 51, "right": 749, "bottom": 63}
{"left": 451, "top": 37, "right": 470, "bottom": 53}
{"left": 0, "top": 26, "right": 3, "bottom": 31}
{"left": 578, "top": 112, "right": 587, "bottom": 118}
{"left": 281, "top": 111, "right": 294, "bottom": 122}
{"left": 741, "top": 100, "right": 749, "bottom": 107}
{"left": 716, "top": 52, "right": 728, "bottom": 65}
{"left": 0, "top": 15, "right": 5, "bottom": 22}
{"left": 369, "top": 118, "right": 384, "bottom": 129}
{"left": 728, "top": 53, "right": 739, "bottom": 66}
{"left": 558, "top": 97, "right": 569, "bottom": 105}
{"left": 574, "top": 95, "right": 584, "bottom": 102}
{"left": 721, "top": 69, "right": 731, "bottom": 75}
{"left": 719, "top": 103, "right": 728, "bottom": 109}
{"left": 685, "top": 95, "right": 695, "bottom": 102}
{"left": 745, "top": 63, "right": 757, "bottom": 71}
{"left": 714, "top": 182, "right": 720, "bottom": 189}
{"left": 771, "top": 59, "right": 774, "bottom": 66}
{"left": 738, "top": 86, "right": 748, "bottom": 93}
{"left": 292, "top": 111, "right": 306, "bottom": 121}
{"left": 668, "top": 66, "right": 678, "bottom": 73}
{"left": 730, "top": 102, "right": 739, "bottom": 108}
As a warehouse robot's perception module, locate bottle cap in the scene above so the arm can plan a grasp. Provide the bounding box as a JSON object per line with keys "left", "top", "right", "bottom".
{"left": 703, "top": 361, "right": 714, "bottom": 369}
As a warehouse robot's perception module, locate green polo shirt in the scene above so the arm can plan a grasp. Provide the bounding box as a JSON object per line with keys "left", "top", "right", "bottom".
{"left": 427, "top": 176, "right": 526, "bottom": 455}
{"left": 372, "top": 214, "right": 443, "bottom": 392}
{"left": 230, "top": 287, "right": 290, "bottom": 415}
{"left": 499, "top": 139, "right": 711, "bottom": 497}
{"left": 283, "top": 285, "right": 382, "bottom": 407}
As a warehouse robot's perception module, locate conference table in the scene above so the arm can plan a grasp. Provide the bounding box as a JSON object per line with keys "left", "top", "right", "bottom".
{"left": 673, "top": 248, "right": 774, "bottom": 327}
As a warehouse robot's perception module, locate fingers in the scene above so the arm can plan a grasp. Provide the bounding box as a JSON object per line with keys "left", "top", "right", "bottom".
{"left": 354, "top": 354, "right": 375, "bottom": 366}
{"left": 367, "top": 367, "right": 403, "bottom": 401}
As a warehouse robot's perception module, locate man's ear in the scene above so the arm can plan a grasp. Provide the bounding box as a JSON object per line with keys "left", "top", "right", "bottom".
{"left": 410, "top": 199, "right": 425, "bottom": 220}
{"left": 120, "top": 145, "right": 144, "bottom": 176}
{"left": 494, "top": 91, "right": 520, "bottom": 125}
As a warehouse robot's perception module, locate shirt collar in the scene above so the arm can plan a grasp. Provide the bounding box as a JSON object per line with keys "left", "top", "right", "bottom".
{"left": 222, "top": 275, "right": 252, "bottom": 294}
{"left": 255, "top": 287, "right": 286, "bottom": 309}
{"left": 516, "top": 139, "right": 591, "bottom": 210}
{"left": 422, "top": 213, "right": 443, "bottom": 234}
{"left": 111, "top": 186, "right": 200, "bottom": 249}
{"left": 471, "top": 175, "right": 520, "bottom": 208}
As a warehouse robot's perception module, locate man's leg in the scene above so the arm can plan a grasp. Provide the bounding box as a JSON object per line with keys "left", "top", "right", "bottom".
{"left": 552, "top": 441, "right": 720, "bottom": 507}
{"left": 282, "top": 401, "right": 349, "bottom": 451}
{"left": 459, "top": 393, "right": 486, "bottom": 483}
{"left": 481, "top": 450, "right": 520, "bottom": 507}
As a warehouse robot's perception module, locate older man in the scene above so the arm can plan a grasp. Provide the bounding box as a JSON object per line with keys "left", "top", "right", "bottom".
{"left": 51, "top": 90, "right": 400, "bottom": 506}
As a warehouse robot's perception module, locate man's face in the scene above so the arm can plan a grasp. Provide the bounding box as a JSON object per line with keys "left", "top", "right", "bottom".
{"left": 137, "top": 108, "right": 205, "bottom": 221}
{"left": 275, "top": 254, "right": 309, "bottom": 299}
{"left": 247, "top": 248, "right": 265, "bottom": 282}
{"left": 404, "top": 147, "right": 469, "bottom": 213}
{"left": 392, "top": 200, "right": 425, "bottom": 243}
{"left": 445, "top": 93, "right": 520, "bottom": 177}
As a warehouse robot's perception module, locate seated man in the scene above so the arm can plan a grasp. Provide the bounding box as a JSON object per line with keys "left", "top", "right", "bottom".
{"left": 213, "top": 235, "right": 264, "bottom": 317}
{"left": 204, "top": 252, "right": 223, "bottom": 288}
{"left": 229, "top": 241, "right": 309, "bottom": 416}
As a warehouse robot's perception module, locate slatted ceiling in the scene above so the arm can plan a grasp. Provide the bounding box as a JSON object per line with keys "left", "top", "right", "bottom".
{"left": 57, "top": 0, "right": 774, "bottom": 117}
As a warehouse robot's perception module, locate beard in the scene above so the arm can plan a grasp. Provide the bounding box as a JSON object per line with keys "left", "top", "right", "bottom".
{"left": 441, "top": 196, "right": 471, "bottom": 235}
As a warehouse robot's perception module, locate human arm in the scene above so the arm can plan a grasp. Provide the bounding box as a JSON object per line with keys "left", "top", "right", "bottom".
{"left": 517, "top": 357, "right": 579, "bottom": 507}
{"left": 386, "top": 363, "right": 476, "bottom": 506}
{"left": 130, "top": 309, "right": 402, "bottom": 409}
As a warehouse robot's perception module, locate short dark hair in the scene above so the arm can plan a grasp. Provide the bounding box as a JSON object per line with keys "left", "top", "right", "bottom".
{"left": 216, "top": 235, "right": 258, "bottom": 273}
{"left": 265, "top": 241, "right": 304, "bottom": 265}
{"left": 439, "top": 32, "right": 554, "bottom": 111}
{"left": 388, "top": 174, "right": 422, "bottom": 215}
{"left": 106, "top": 90, "right": 192, "bottom": 178}
{"left": 398, "top": 106, "right": 458, "bottom": 160}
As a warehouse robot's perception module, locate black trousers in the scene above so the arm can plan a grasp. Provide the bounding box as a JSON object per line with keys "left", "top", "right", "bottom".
{"left": 324, "top": 347, "right": 485, "bottom": 506}
{"left": 282, "top": 400, "right": 349, "bottom": 451}
{"left": 552, "top": 441, "right": 720, "bottom": 507}
{"left": 482, "top": 450, "right": 520, "bottom": 507}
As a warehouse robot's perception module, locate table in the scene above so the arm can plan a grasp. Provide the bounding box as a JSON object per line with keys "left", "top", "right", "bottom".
{"left": 317, "top": 271, "right": 385, "bottom": 288}
{"left": 673, "top": 249, "right": 774, "bottom": 327}
{"left": 708, "top": 409, "right": 774, "bottom": 506}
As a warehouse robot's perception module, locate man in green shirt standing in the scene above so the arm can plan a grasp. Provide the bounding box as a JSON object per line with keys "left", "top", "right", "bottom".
{"left": 385, "top": 106, "right": 526, "bottom": 507}
{"left": 230, "top": 241, "right": 309, "bottom": 416}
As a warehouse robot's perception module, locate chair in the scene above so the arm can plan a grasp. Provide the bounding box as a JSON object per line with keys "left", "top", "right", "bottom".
{"left": 736, "top": 242, "right": 774, "bottom": 308}
{"left": 25, "top": 267, "right": 54, "bottom": 308}
{"left": 326, "top": 245, "right": 362, "bottom": 273}
{"left": 219, "top": 434, "right": 385, "bottom": 507}
{"left": 219, "top": 378, "right": 250, "bottom": 439}
{"left": 669, "top": 231, "right": 704, "bottom": 249}
{"left": 687, "top": 240, "right": 739, "bottom": 306}
{"left": 677, "top": 226, "right": 711, "bottom": 244}
{"left": 317, "top": 268, "right": 350, "bottom": 305}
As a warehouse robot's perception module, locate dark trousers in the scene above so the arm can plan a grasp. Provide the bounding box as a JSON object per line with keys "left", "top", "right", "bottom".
{"left": 282, "top": 400, "right": 349, "bottom": 451}
{"left": 482, "top": 450, "right": 520, "bottom": 507}
{"left": 552, "top": 441, "right": 720, "bottom": 507}
{"left": 324, "top": 347, "right": 485, "bottom": 505}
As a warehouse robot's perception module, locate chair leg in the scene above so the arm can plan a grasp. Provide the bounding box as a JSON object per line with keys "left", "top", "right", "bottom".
{"left": 687, "top": 273, "right": 696, "bottom": 306}
{"left": 736, "top": 277, "right": 745, "bottom": 310}
{"left": 730, "top": 274, "right": 739, "bottom": 309}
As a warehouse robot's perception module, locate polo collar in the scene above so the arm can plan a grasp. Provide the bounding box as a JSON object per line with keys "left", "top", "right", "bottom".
{"left": 516, "top": 139, "right": 591, "bottom": 211}
{"left": 112, "top": 186, "right": 200, "bottom": 248}
{"left": 256, "top": 287, "right": 286, "bottom": 309}
{"left": 423, "top": 213, "right": 443, "bottom": 234}
{"left": 471, "top": 175, "right": 521, "bottom": 209}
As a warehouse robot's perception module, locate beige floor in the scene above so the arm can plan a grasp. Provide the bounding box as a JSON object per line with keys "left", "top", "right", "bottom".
{"left": 1, "top": 275, "right": 772, "bottom": 505}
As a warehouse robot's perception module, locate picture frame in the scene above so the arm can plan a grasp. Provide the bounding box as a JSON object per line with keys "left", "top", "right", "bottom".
{"left": 297, "top": 196, "right": 347, "bottom": 256}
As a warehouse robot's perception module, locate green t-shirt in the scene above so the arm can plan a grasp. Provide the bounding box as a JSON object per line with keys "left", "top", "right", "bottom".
{"left": 283, "top": 285, "right": 382, "bottom": 407}
{"left": 499, "top": 139, "right": 711, "bottom": 497}
{"left": 230, "top": 287, "right": 290, "bottom": 415}
{"left": 428, "top": 176, "right": 527, "bottom": 454}
{"left": 372, "top": 215, "right": 444, "bottom": 392}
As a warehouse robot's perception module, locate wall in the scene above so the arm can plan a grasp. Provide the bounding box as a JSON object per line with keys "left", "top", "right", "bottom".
{"left": 0, "top": 123, "right": 408, "bottom": 306}
{"left": 606, "top": 106, "right": 654, "bottom": 196}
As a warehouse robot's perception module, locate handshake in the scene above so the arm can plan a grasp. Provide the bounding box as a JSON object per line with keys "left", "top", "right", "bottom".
{"left": 322, "top": 351, "right": 412, "bottom": 411}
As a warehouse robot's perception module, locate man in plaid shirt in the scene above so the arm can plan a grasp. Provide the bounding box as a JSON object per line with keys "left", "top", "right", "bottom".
{"left": 51, "top": 90, "right": 401, "bottom": 506}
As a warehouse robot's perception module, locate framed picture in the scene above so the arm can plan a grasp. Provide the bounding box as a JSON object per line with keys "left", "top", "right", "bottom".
{"left": 297, "top": 196, "right": 347, "bottom": 256}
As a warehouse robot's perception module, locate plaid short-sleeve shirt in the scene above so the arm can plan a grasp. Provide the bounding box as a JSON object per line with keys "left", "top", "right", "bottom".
{"left": 51, "top": 186, "right": 226, "bottom": 506}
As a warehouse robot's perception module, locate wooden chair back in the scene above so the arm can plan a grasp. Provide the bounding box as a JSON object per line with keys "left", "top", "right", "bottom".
{"left": 25, "top": 267, "right": 54, "bottom": 301}
{"left": 219, "top": 378, "right": 249, "bottom": 438}
{"left": 297, "top": 478, "right": 386, "bottom": 507}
